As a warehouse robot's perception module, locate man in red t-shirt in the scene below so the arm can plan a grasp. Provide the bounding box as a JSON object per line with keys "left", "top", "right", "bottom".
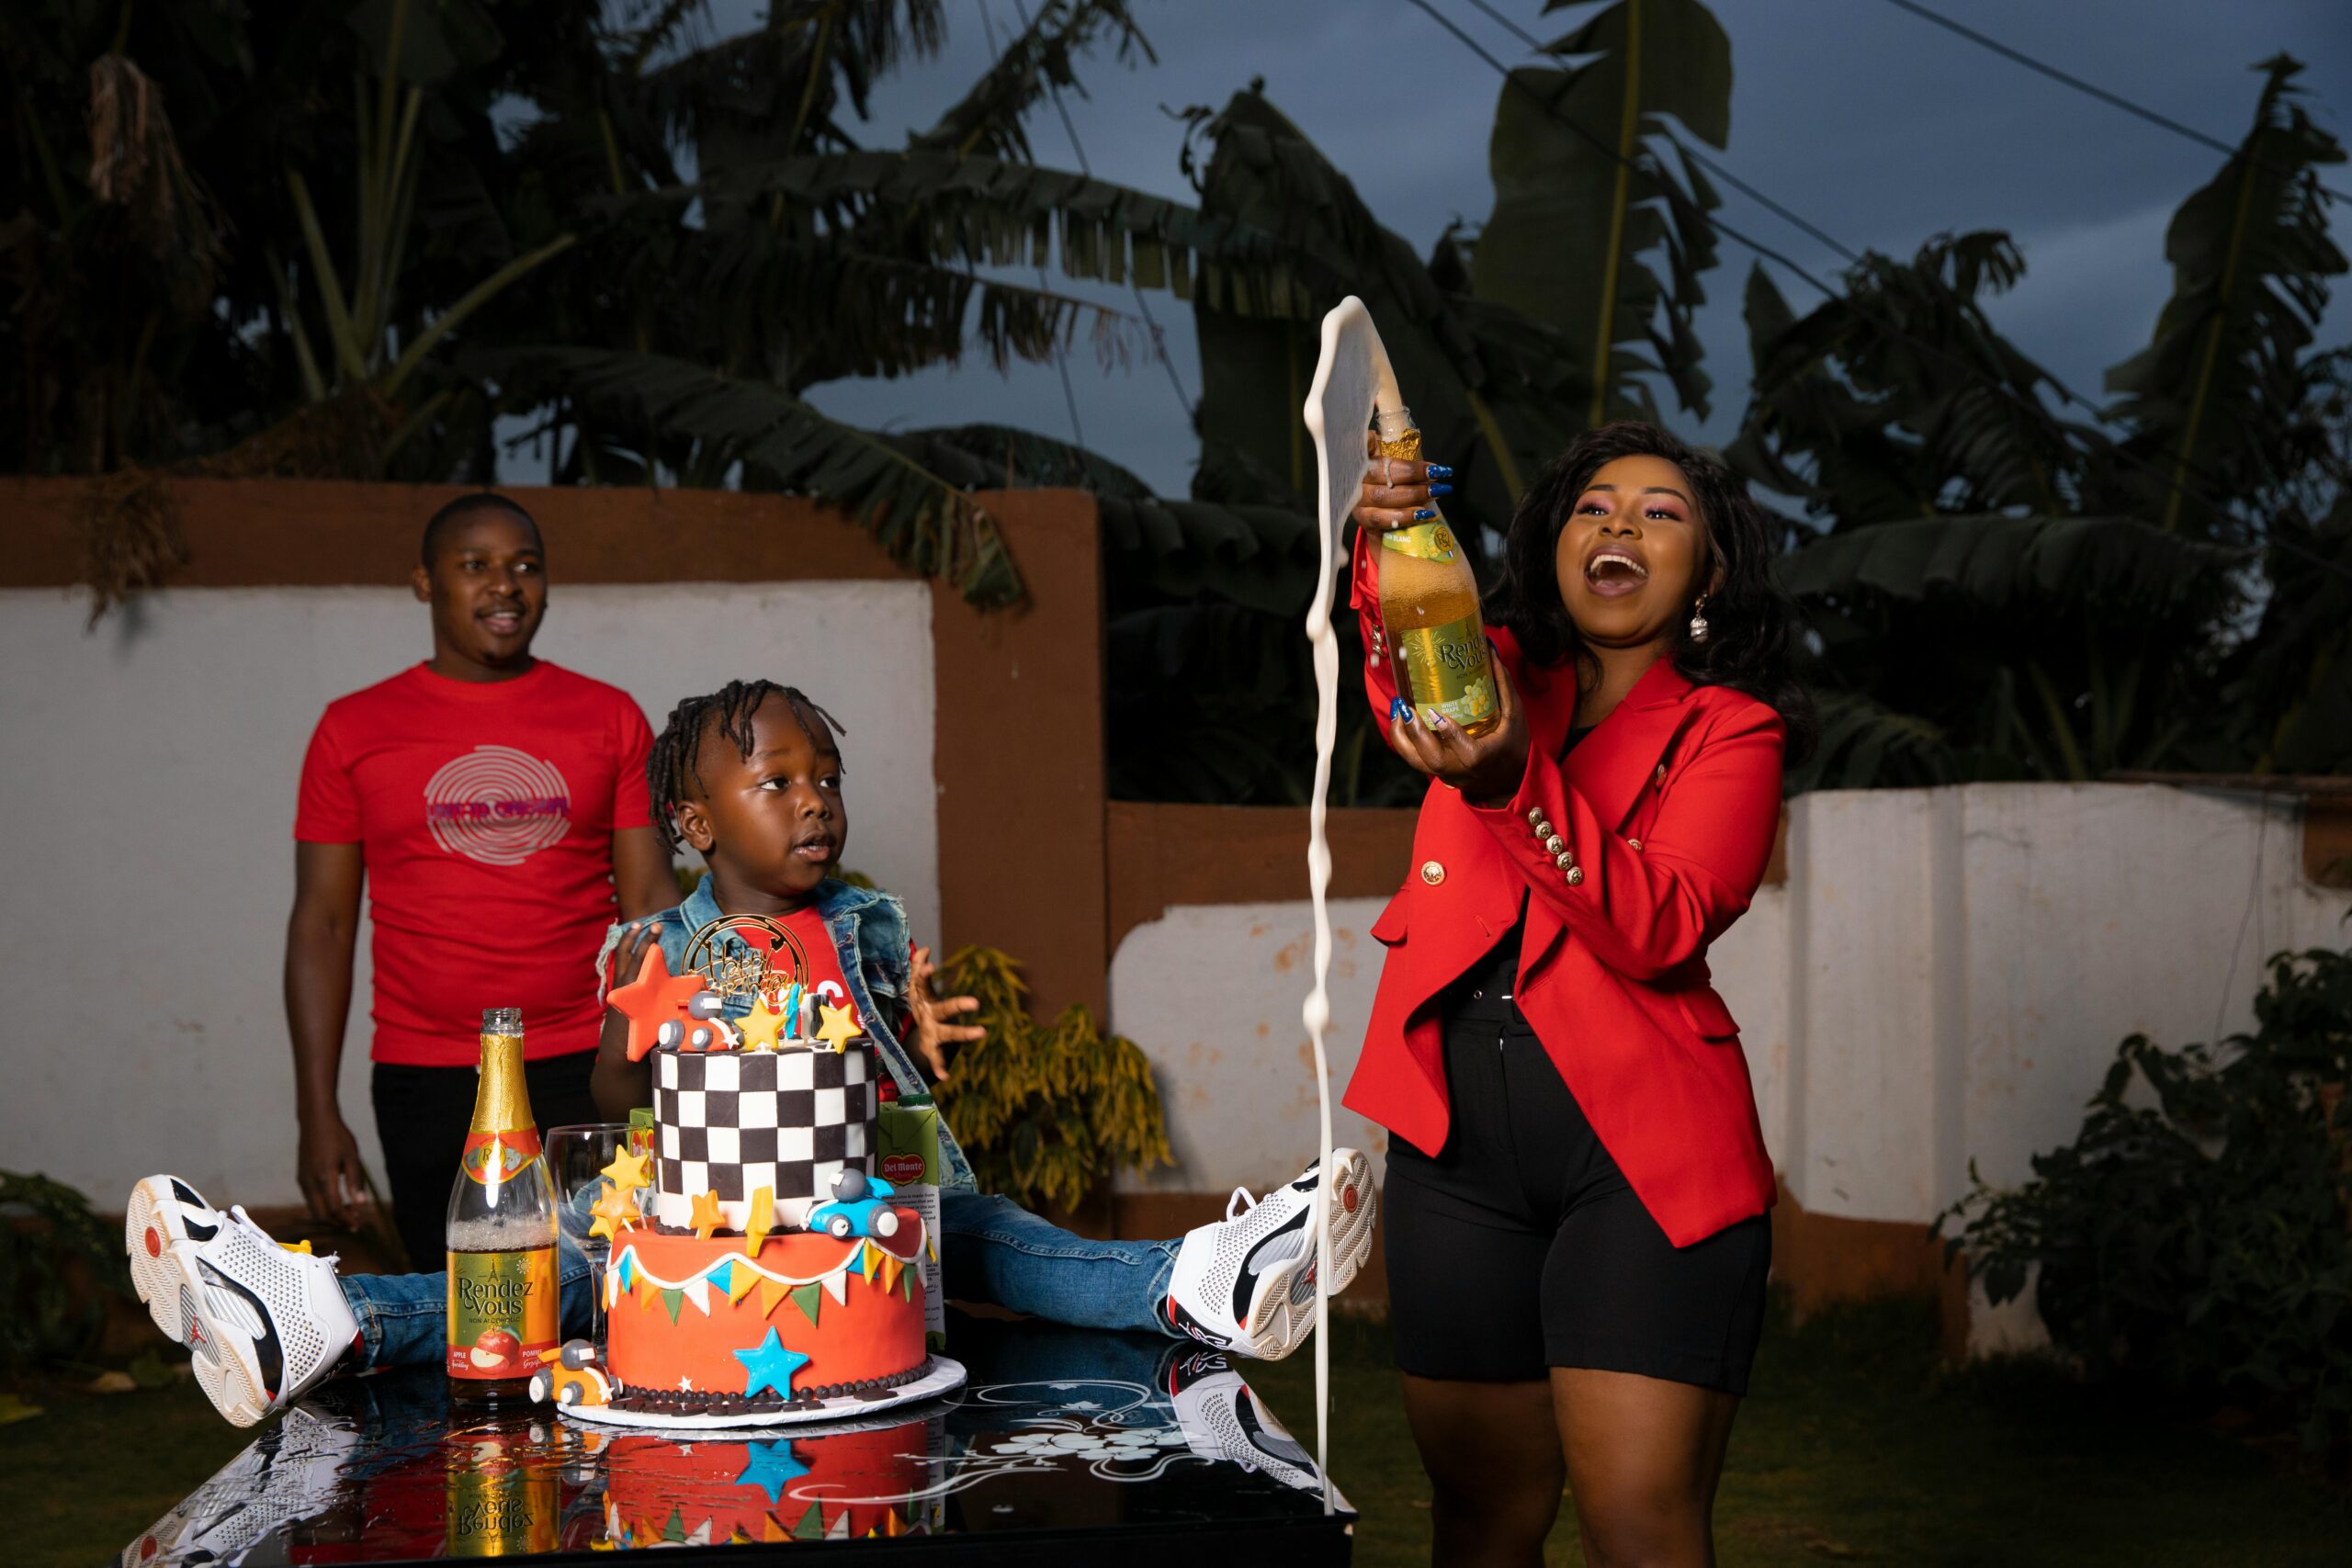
{"left": 288, "top": 493, "right": 677, "bottom": 1266}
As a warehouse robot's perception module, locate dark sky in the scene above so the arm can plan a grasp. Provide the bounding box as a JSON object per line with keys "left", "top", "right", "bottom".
{"left": 721, "top": 0, "right": 2351, "bottom": 498}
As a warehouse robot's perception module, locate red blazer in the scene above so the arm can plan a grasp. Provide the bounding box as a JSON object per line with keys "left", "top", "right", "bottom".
{"left": 1340, "top": 538, "right": 1781, "bottom": 1247}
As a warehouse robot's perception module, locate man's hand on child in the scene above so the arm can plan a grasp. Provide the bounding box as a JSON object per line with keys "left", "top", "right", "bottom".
{"left": 907, "top": 944, "right": 984, "bottom": 1081}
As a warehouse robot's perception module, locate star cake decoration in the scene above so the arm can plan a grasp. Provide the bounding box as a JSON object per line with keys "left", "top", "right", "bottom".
{"left": 588, "top": 1180, "right": 639, "bottom": 1243}
{"left": 733, "top": 1438, "right": 808, "bottom": 1505}
{"left": 815, "top": 1001, "right": 860, "bottom": 1054}
{"left": 689, "top": 1189, "right": 727, "bottom": 1240}
{"left": 610, "top": 945, "right": 706, "bottom": 1063}
{"left": 736, "top": 996, "right": 791, "bottom": 1053}
{"left": 733, "top": 1327, "right": 811, "bottom": 1400}
{"left": 599, "top": 1145, "right": 652, "bottom": 1194}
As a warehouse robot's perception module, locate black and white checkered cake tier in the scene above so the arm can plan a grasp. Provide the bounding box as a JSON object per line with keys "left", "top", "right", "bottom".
{"left": 653, "top": 1043, "right": 873, "bottom": 1232}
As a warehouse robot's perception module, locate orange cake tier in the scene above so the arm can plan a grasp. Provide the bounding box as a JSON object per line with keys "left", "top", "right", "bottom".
{"left": 600, "top": 1418, "right": 944, "bottom": 1546}
{"left": 603, "top": 1219, "right": 927, "bottom": 1416}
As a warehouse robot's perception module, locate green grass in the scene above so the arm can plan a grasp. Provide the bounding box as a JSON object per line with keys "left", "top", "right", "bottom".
{"left": 1246, "top": 1300, "right": 2352, "bottom": 1567}
{"left": 14, "top": 1299, "right": 2347, "bottom": 1566}
{"left": 4, "top": 1375, "right": 250, "bottom": 1567}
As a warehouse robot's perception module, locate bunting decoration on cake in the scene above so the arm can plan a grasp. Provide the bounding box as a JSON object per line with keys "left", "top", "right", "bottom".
{"left": 605, "top": 1217, "right": 926, "bottom": 1319}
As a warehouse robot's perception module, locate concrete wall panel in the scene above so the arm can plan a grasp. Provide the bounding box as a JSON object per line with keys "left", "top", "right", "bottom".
{"left": 1108, "top": 898, "right": 1391, "bottom": 1195}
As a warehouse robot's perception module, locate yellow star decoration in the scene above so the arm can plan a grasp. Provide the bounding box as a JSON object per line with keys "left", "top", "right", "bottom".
{"left": 815, "top": 1001, "right": 860, "bottom": 1054}
{"left": 599, "top": 1145, "right": 652, "bottom": 1194}
{"left": 742, "top": 1185, "right": 776, "bottom": 1258}
{"left": 588, "top": 1180, "right": 638, "bottom": 1242}
{"left": 688, "top": 1189, "right": 726, "bottom": 1240}
{"left": 736, "top": 997, "right": 790, "bottom": 1053}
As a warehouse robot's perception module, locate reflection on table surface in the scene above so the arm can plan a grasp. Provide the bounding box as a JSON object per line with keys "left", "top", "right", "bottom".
{"left": 121, "top": 1314, "right": 1351, "bottom": 1562}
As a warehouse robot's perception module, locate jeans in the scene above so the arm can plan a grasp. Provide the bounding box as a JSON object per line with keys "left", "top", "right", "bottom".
{"left": 342, "top": 1190, "right": 1182, "bottom": 1368}
{"left": 934, "top": 1190, "right": 1179, "bottom": 1337}
{"left": 345, "top": 1231, "right": 599, "bottom": 1371}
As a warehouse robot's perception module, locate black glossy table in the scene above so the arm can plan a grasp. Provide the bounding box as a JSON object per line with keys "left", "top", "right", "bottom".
{"left": 119, "top": 1313, "right": 1354, "bottom": 1564}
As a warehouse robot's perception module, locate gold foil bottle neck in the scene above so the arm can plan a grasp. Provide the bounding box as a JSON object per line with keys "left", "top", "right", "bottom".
{"left": 1372, "top": 405, "right": 1423, "bottom": 463}
{"left": 470, "top": 1010, "right": 534, "bottom": 1136}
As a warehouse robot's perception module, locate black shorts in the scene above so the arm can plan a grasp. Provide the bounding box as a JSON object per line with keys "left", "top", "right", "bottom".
{"left": 1384, "top": 1007, "right": 1770, "bottom": 1393}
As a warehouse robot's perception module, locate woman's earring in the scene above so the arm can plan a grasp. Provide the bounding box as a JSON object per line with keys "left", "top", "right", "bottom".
{"left": 1689, "top": 594, "right": 1711, "bottom": 645}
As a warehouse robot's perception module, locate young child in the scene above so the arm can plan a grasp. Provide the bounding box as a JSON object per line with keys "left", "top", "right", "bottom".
{"left": 130, "top": 679, "right": 1376, "bottom": 1429}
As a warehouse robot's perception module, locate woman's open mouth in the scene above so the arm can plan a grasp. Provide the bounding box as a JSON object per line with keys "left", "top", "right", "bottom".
{"left": 1583, "top": 547, "right": 1650, "bottom": 600}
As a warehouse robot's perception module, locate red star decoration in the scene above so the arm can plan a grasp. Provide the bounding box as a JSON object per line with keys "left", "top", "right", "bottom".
{"left": 610, "top": 944, "right": 705, "bottom": 1062}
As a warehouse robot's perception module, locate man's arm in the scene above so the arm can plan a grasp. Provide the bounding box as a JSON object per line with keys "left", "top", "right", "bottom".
{"left": 286, "top": 841, "right": 369, "bottom": 1227}
{"left": 612, "top": 826, "right": 676, "bottom": 921}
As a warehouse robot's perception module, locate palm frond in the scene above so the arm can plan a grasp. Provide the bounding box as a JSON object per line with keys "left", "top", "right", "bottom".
{"left": 1778, "top": 512, "right": 2242, "bottom": 617}
{"left": 483, "top": 346, "right": 1020, "bottom": 604}
{"left": 910, "top": 0, "right": 1152, "bottom": 164}
{"left": 2104, "top": 55, "right": 2348, "bottom": 535}
{"left": 1788, "top": 691, "right": 1957, "bottom": 792}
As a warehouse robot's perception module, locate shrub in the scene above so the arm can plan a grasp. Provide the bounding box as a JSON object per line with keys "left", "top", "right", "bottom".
{"left": 0, "top": 1170, "right": 131, "bottom": 1374}
{"left": 1939, "top": 945, "right": 2352, "bottom": 1451}
{"left": 933, "top": 947, "right": 1172, "bottom": 1213}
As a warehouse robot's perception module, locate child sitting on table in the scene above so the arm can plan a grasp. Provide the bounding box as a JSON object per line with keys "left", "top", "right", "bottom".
{"left": 130, "top": 679, "right": 1375, "bottom": 1428}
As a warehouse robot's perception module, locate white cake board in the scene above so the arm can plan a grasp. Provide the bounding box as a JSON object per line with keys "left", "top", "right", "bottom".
{"left": 557, "top": 1354, "right": 967, "bottom": 1432}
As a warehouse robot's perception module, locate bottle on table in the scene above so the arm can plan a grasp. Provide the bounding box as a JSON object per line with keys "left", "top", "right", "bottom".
{"left": 446, "top": 1007, "right": 559, "bottom": 1411}
{"left": 1372, "top": 404, "right": 1499, "bottom": 736}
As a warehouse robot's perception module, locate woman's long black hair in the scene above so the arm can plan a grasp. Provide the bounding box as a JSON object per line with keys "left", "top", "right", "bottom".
{"left": 1486, "top": 421, "right": 1815, "bottom": 763}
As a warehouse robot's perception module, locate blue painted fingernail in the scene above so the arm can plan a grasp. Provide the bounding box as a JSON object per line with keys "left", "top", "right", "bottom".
{"left": 1426, "top": 464, "right": 1454, "bottom": 479}
{"left": 1427, "top": 711, "right": 1449, "bottom": 729}
{"left": 1429, "top": 483, "right": 1453, "bottom": 497}
{"left": 1413, "top": 508, "right": 1436, "bottom": 521}
{"left": 1390, "top": 697, "right": 1411, "bottom": 723}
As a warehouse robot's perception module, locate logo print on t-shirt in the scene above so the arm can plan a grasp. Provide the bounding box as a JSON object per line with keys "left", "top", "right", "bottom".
{"left": 424, "top": 746, "right": 572, "bottom": 865}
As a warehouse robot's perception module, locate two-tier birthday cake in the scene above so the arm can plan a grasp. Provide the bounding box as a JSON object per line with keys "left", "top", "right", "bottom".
{"left": 550, "top": 915, "right": 959, "bottom": 1428}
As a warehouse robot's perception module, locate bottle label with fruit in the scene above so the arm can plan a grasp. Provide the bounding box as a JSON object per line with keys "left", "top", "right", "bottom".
{"left": 1394, "top": 615, "right": 1498, "bottom": 729}
{"left": 446, "top": 1246, "right": 558, "bottom": 1379}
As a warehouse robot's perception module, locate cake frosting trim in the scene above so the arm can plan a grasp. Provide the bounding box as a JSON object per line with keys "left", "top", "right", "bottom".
{"left": 606, "top": 1223, "right": 927, "bottom": 1316}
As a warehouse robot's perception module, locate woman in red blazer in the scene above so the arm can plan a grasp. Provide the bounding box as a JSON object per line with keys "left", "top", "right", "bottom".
{"left": 1346, "top": 421, "right": 1810, "bottom": 1567}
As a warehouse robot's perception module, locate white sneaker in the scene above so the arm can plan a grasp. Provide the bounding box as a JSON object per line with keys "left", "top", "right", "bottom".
{"left": 125, "top": 1173, "right": 225, "bottom": 1343}
{"left": 117, "top": 1403, "right": 358, "bottom": 1564}
{"left": 1162, "top": 1148, "right": 1376, "bottom": 1361}
{"left": 123, "top": 1177, "right": 360, "bottom": 1427}
{"left": 1163, "top": 1348, "right": 1329, "bottom": 1497}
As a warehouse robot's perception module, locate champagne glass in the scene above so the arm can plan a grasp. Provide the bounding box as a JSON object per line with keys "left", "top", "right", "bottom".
{"left": 546, "top": 1123, "right": 633, "bottom": 1340}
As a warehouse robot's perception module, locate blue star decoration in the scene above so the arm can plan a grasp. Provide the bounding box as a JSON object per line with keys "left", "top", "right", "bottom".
{"left": 733, "top": 1326, "right": 812, "bottom": 1400}
{"left": 733, "top": 1438, "right": 808, "bottom": 1506}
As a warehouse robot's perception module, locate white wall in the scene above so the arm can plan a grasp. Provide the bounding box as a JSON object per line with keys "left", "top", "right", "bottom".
{"left": 0, "top": 582, "right": 936, "bottom": 1210}
{"left": 1107, "top": 785, "right": 2346, "bottom": 1231}
{"left": 1108, "top": 899, "right": 1392, "bottom": 1194}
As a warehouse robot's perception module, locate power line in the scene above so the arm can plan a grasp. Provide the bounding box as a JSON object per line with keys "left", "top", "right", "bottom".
{"left": 1872, "top": 0, "right": 2352, "bottom": 205}
{"left": 1404, "top": 0, "right": 2352, "bottom": 590}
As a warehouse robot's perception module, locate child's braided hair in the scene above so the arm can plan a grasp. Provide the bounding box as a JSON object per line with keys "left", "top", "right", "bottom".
{"left": 647, "top": 680, "right": 847, "bottom": 852}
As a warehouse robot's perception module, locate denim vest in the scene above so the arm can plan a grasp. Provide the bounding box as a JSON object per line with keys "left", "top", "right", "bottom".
{"left": 616, "top": 874, "right": 976, "bottom": 1191}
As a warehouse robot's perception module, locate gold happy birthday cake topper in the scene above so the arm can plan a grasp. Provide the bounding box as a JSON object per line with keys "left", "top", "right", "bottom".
{"left": 682, "top": 914, "right": 810, "bottom": 1007}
